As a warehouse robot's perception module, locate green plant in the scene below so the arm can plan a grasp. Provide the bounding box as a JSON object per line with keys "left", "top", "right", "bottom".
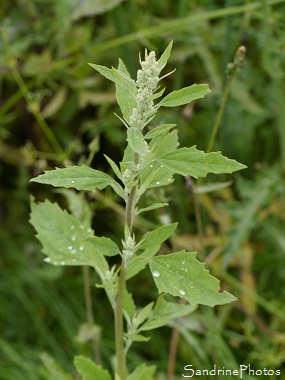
{"left": 29, "top": 41, "right": 246, "bottom": 380}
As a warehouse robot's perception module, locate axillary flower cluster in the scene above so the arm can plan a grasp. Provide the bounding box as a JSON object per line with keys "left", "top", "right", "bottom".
{"left": 129, "top": 51, "right": 160, "bottom": 131}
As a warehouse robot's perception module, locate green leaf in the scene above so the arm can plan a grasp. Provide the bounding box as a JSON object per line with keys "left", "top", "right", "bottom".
{"left": 116, "top": 59, "right": 137, "bottom": 121}
{"left": 139, "top": 130, "right": 178, "bottom": 194}
{"left": 126, "top": 247, "right": 157, "bottom": 280}
{"left": 58, "top": 189, "right": 92, "bottom": 222}
{"left": 31, "top": 165, "right": 125, "bottom": 199}
{"left": 30, "top": 199, "right": 109, "bottom": 277}
{"left": 125, "top": 333, "right": 150, "bottom": 342}
{"left": 149, "top": 251, "right": 237, "bottom": 307}
{"left": 104, "top": 154, "right": 122, "bottom": 180}
{"left": 144, "top": 124, "right": 176, "bottom": 140}
{"left": 127, "top": 224, "right": 177, "bottom": 280}
{"left": 127, "top": 128, "right": 145, "bottom": 154}
{"left": 157, "top": 146, "right": 246, "bottom": 178}
{"left": 88, "top": 63, "right": 136, "bottom": 94}
{"left": 40, "top": 353, "right": 74, "bottom": 380}
{"left": 127, "top": 364, "right": 156, "bottom": 380}
{"left": 137, "top": 202, "right": 168, "bottom": 215}
{"left": 123, "top": 289, "right": 136, "bottom": 320}
{"left": 86, "top": 236, "right": 121, "bottom": 257}
{"left": 158, "top": 84, "right": 210, "bottom": 107}
{"left": 74, "top": 356, "right": 112, "bottom": 380}
{"left": 141, "top": 295, "right": 196, "bottom": 331}
{"left": 135, "top": 302, "right": 154, "bottom": 326}
{"left": 157, "top": 40, "right": 173, "bottom": 72}
{"left": 138, "top": 223, "right": 178, "bottom": 250}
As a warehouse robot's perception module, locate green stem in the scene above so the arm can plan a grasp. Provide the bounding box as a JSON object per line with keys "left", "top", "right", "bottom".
{"left": 206, "top": 76, "right": 233, "bottom": 154}
{"left": 193, "top": 75, "right": 235, "bottom": 256}
{"left": 115, "top": 261, "right": 127, "bottom": 379}
{"left": 83, "top": 266, "right": 102, "bottom": 364}
{"left": 115, "top": 152, "right": 139, "bottom": 379}
{"left": 125, "top": 153, "right": 139, "bottom": 231}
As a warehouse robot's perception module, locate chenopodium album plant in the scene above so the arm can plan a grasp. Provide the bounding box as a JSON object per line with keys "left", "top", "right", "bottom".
{"left": 30, "top": 42, "right": 246, "bottom": 380}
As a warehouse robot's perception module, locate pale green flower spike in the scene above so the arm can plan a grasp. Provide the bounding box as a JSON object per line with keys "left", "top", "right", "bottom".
{"left": 130, "top": 51, "right": 160, "bottom": 131}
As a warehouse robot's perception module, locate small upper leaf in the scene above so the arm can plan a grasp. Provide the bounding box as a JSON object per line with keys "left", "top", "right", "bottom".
{"left": 137, "top": 223, "right": 177, "bottom": 251}
{"left": 87, "top": 236, "right": 121, "bottom": 257}
{"left": 157, "top": 40, "right": 173, "bottom": 72}
{"left": 74, "top": 356, "right": 112, "bottom": 380}
{"left": 149, "top": 251, "right": 237, "bottom": 307}
{"left": 140, "top": 295, "right": 196, "bottom": 331}
{"left": 158, "top": 84, "right": 210, "bottom": 107}
{"left": 115, "top": 59, "right": 137, "bottom": 121}
{"left": 127, "top": 128, "right": 145, "bottom": 154}
{"left": 88, "top": 63, "right": 136, "bottom": 94}
{"left": 157, "top": 146, "right": 246, "bottom": 178}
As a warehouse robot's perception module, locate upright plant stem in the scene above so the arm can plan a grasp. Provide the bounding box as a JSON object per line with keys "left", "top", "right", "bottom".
{"left": 82, "top": 266, "right": 101, "bottom": 364}
{"left": 115, "top": 262, "right": 127, "bottom": 379}
{"left": 206, "top": 76, "right": 233, "bottom": 154}
{"left": 115, "top": 152, "right": 139, "bottom": 379}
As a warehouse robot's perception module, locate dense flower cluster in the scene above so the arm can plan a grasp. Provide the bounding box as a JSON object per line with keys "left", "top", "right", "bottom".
{"left": 129, "top": 51, "right": 160, "bottom": 130}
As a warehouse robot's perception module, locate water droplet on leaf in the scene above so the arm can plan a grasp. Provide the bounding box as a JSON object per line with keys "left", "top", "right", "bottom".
{"left": 152, "top": 271, "right": 160, "bottom": 278}
{"left": 44, "top": 257, "right": 51, "bottom": 263}
{"left": 179, "top": 289, "right": 186, "bottom": 296}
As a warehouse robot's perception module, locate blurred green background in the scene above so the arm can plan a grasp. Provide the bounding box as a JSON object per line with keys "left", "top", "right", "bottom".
{"left": 1, "top": 0, "right": 285, "bottom": 379}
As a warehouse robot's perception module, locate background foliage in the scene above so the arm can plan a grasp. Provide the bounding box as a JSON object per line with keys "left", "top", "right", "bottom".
{"left": 1, "top": 0, "right": 285, "bottom": 379}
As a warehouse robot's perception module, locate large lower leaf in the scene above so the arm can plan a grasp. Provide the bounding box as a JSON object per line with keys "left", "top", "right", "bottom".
{"left": 30, "top": 199, "right": 109, "bottom": 278}
{"left": 31, "top": 165, "right": 125, "bottom": 198}
{"left": 74, "top": 356, "right": 112, "bottom": 380}
{"left": 157, "top": 146, "right": 246, "bottom": 178}
{"left": 149, "top": 251, "right": 236, "bottom": 307}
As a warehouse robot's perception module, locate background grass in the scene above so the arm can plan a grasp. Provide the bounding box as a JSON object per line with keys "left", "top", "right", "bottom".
{"left": 1, "top": 0, "right": 285, "bottom": 378}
